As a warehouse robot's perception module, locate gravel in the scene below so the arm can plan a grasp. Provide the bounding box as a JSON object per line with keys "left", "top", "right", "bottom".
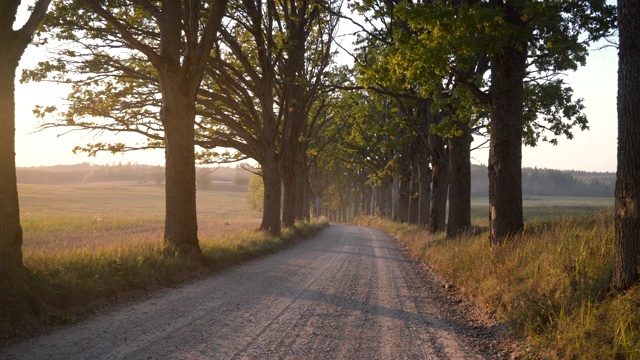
{"left": 0, "top": 225, "right": 511, "bottom": 359}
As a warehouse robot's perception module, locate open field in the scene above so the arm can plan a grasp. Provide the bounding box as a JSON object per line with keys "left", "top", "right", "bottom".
{"left": 18, "top": 181, "right": 261, "bottom": 254}
{"left": 19, "top": 183, "right": 612, "bottom": 254}
{"left": 470, "top": 196, "right": 613, "bottom": 223}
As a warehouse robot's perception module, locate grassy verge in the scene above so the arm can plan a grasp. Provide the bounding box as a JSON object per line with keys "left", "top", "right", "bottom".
{"left": 355, "top": 214, "right": 640, "bottom": 359}
{"left": 0, "top": 219, "right": 328, "bottom": 341}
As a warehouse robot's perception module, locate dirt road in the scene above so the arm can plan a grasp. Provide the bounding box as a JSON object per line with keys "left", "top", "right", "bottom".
{"left": 1, "top": 225, "right": 503, "bottom": 359}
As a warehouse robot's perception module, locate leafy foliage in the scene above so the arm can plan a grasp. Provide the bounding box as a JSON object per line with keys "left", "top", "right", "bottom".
{"left": 247, "top": 173, "right": 264, "bottom": 212}
{"left": 350, "top": 0, "right": 616, "bottom": 147}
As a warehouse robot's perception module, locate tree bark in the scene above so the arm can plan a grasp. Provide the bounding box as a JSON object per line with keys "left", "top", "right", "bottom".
{"left": 0, "top": 56, "right": 23, "bottom": 269}
{"left": 398, "top": 179, "right": 410, "bottom": 222}
{"left": 261, "top": 159, "right": 282, "bottom": 235}
{"left": 281, "top": 169, "right": 296, "bottom": 228}
{"left": 295, "top": 154, "right": 309, "bottom": 221}
{"left": 162, "top": 101, "right": 200, "bottom": 255}
{"left": 416, "top": 98, "right": 432, "bottom": 227}
{"left": 408, "top": 155, "right": 420, "bottom": 225}
{"left": 447, "top": 122, "right": 472, "bottom": 237}
{"left": 418, "top": 156, "right": 432, "bottom": 227}
{"left": 430, "top": 134, "right": 448, "bottom": 233}
{"left": 391, "top": 175, "right": 399, "bottom": 220}
{"left": 84, "top": 0, "right": 228, "bottom": 256}
{"left": 0, "top": 0, "right": 52, "bottom": 269}
{"left": 612, "top": 0, "right": 640, "bottom": 291}
{"left": 488, "top": 45, "right": 527, "bottom": 243}
{"left": 385, "top": 178, "right": 394, "bottom": 218}
{"left": 361, "top": 184, "right": 371, "bottom": 215}
{"left": 352, "top": 187, "right": 361, "bottom": 218}
{"left": 396, "top": 145, "right": 411, "bottom": 222}
{"left": 282, "top": 149, "right": 309, "bottom": 226}
{"left": 299, "top": 171, "right": 310, "bottom": 221}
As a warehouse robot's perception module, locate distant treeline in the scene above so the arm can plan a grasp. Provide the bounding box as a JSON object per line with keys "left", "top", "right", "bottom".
{"left": 18, "top": 163, "right": 614, "bottom": 197}
{"left": 471, "top": 165, "right": 614, "bottom": 197}
{"left": 17, "top": 162, "right": 253, "bottom": 186}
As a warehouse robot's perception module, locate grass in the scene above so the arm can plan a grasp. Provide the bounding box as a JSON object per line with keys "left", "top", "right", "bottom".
{"left": 19, "top": 182, "right": 261, "bottom": 254}
{"left": 1, "top": 182, "right": 328, "bottom": 341}
{"left": 356, "top": 200, "right": 640, "bottom": 359}
{"left": 470, "top": 196, "right": 614, "bottom": 223}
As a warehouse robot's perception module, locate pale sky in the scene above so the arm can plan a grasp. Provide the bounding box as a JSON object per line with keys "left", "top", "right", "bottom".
{"left": 13, "top": 4, "right": 618, "bottom": 173}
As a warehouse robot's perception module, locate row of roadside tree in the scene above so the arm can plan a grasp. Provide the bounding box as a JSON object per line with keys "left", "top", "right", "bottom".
{"left": 3, "top": 1, "right": 640, "bottom": 291}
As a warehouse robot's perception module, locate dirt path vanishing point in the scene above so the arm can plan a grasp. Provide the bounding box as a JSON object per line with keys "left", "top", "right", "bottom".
{"left": 0, "top": 225, "right": 508, "bottom": 359}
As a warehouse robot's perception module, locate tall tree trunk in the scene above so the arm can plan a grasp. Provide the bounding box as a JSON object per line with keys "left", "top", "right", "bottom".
{"left": 430, "top": 164, "right": 449, "bottom": 233}
{"left": 0, "top": 1, "right": 52, "bottom": 268}
{"left": 0, "top": 56, "right": 23, "bottom": 269}
{"left": 385, "top": 181, "right": 393, "bottom": 219}
{"left": 82, "top": 0, "right": 227, "bottom": 257}
{"left": 418, "top": 156, "right": 432, "bottom": 227}
{"left": 361, "top": 185, "right": 371, "bottom": 215}
{"left": 281, "top": 171, "right": 296, "bottom": 227}
{"left": 294, "top": 169, "right": 304, "bottom": 222}
{"left": 612, "top": 0, "right": 640, "bottom": 291}
{"left": 353, "top": 188, "right": 361, "bottom": 217}
{"left": 280, "top": 137, "right": 297, "bottom": 227}
{"left": 261, "top": 160, "right": 282, "bottom": 235}
{"left": 282, "top": 139, "right": 308, "bottom": 227}
{"left": 416, "top": 98, "right": 432, "bottom": 227}
{"left": 430, "top": 134, "right": 448, "bottom": 233}
{"left": 375, "top": 186, "right": 382, "bottom": 216}
{"left": 300, "top": 175, "right": 311, "bottom": 221}
{"left": 392, "top": 175, "right": 400, "bottom": 220}
{"left": 295, "top": 155, "right": 309, "bottom": 221}
{"left": 447, "top": 122, "right": 472, "bottom": 237}
{"left": 408, "top": 158, "right": 420, "bottom": 225}
{"left": 488, "top": 46, "right": 527, "bottom": 243}
{"left": 398, "top": 179, "right": 410, "bottom": 222}
{"left": 161, "top": 98, "right": 200, "bottom": 256}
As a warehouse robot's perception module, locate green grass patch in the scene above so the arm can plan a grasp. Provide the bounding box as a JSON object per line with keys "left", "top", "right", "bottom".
{"left": 356, "top": 209, "right": 640, "bottom": 359}
{"left": 470, "top": 196, "right": 613, "bottom": 223}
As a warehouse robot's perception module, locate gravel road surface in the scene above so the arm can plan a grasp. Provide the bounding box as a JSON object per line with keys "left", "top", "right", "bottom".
{"left": 0, "top": 225, "right": 502, "bottom": 359}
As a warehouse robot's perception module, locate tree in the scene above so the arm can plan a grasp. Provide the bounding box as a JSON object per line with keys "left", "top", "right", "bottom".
{"left": 485, "top": 1, "right": 528, "bottom": 241}
{"left": 196, "top": 0, "right": 338, "bottom": 234}
{"left": 486, "top": 0, "right": 614, "bottom": 242}
{"left": 33, "top": 0, "right": 228, "bottom": 256}
{"left": 446, "top": 117, "right": 473, "bottom": 237}
{"left": 0, "top": 0, "right": 52, "bottom": 269}
{"left": 612, "top": 0, "right": 640, "bottom": 291}
{"left": 195, "top": 0, "right": 286, "bottom": 235}
{"left": 354, "top": 0, "right": 448, "bottom": 231}
{"left": 278, "top": 0, "right": 337, "bottom": 227}
{"left": 396, "top": 0, "right": 615, "bottom": 242}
